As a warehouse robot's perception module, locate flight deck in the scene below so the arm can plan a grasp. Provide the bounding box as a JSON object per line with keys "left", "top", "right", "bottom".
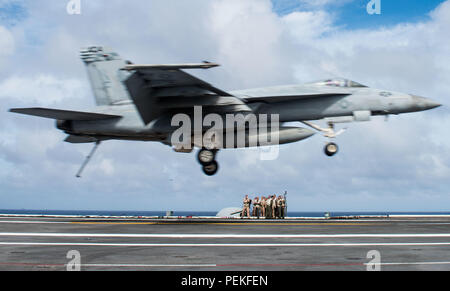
{"left": 1, "top": 214, "right": 450, "bottom": 271}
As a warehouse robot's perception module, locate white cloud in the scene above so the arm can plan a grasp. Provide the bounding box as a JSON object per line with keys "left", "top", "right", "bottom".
{"left": 0, "top": 75, "right": 89, "bottom": 107}
{"left": 98, "top": 158, "right": 115, "bottom": 176}
{"left": 1, "top": 0, "right": 450, "bottom": 211}
{"left": 297, "top": 0, "right": 353, "bottom": 9}
{"left": 0, "top": 25, "right": 14, "bottom": 65}
{"left": 282, "top": 10, "right": 334, "bottom": 40}
{"left": 207, "top": 0, "right": 290, "bottom": 88}
{"left": 284, "top": 1, "right": 450, "bottom": 100}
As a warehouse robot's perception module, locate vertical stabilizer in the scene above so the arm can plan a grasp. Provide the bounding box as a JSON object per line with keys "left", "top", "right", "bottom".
{"left": 80, "top": 46, "right": 131, "bottom": 106}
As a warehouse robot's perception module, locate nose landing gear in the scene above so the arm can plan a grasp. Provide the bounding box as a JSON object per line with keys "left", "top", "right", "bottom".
{"left": 324, "top": 142, "right": 339, "bottom": 157}
{"left": 301, "top": 121, "right": 345, "bottom": 157}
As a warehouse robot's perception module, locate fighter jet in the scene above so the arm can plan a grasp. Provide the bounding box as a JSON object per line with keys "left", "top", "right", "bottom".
{"left": 9, "top": 47, "right": 441, "bottom": 176}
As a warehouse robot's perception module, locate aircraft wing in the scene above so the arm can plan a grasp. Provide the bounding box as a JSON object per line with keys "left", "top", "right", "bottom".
{"left": 232, "top": 85, "right": 351, "bottom": 103}
{"left": 9, "top": 108, "right": 122, "bottom": 121}
{"left": 123, "top": 63, "right": 252, "bottom": 125}
{"left": 241, "top": 93, "right": 350, "bottom": 103}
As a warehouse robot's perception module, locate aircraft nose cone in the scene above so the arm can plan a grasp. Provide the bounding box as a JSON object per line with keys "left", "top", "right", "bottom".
{"left": 411, "top": 95, "right": 442, "bottom": 111}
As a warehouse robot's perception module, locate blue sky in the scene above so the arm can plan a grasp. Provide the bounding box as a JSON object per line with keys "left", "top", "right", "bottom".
{"left": 0, "top": 0, "right": 27, "bottom": 27}
{"left": 1, "top": 0, "right": 449, "bottom": 212}
{"left": 272, "top": 0, "right": 446, "bottom": 28}
{"left": 1, "top": 1, "right": 445, "bottom": 29}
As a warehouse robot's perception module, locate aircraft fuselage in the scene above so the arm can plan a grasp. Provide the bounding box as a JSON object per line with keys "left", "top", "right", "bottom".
{"left": 61, "top": 85, "right": 440, "bottom": 142}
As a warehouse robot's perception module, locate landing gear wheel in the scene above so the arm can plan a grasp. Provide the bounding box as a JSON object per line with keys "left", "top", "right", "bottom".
{"left": 324, "top": 142, "right": 339, "bottom": 157}
{"left": 197, "top": 149, "right": 216, "bottom": 165}
{"left": 202, "top": 161, "right": 219, "bottom": 176}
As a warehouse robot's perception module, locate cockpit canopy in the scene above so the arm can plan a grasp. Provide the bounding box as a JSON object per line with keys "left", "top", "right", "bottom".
{"left": 309, "top": 78, "right": 368, "bottom": 88}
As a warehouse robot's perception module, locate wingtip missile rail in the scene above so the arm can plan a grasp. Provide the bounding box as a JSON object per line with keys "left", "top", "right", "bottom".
{"left": 121, "top": 62, "right": 220, "bottom": 71}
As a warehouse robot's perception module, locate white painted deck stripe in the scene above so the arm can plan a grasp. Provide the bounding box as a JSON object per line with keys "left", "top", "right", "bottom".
{"left": 1, "top": 242, "right": 450, "bottom": 247}
{"left": 1, "top": 232, "right": 450, "bottom": 238}
{"left": 0, "top": 221, "right": 72, "bottom": 224}
{"left": 82, "top": 261, "right": 450, "bottom": 267}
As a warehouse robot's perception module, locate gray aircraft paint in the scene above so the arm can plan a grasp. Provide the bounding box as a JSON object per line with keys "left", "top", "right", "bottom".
{"left": 9, "top": 47, "right": 441, "bottom": 176}
{"left": 80, "top": 47, "right": 131, "bottom": 106}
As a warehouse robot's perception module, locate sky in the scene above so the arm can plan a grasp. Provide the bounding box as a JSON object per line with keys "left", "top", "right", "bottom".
{"left": 0, "top": 0, "right": 449, "bottom": 212}
{"left": 272, "top": 0, "right": 445, "bottom": 28}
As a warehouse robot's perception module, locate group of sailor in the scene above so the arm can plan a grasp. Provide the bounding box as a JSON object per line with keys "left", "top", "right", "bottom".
{"left": 241, "top": 194, "right": 286, "bottom": 219}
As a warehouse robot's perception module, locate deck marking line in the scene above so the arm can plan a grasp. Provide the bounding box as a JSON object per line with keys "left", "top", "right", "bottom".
{"left": 1, "top": 242, "right": 450, "bottom": 247}
{"left": 1, "top": 232, "right": 450, "bottom": 238}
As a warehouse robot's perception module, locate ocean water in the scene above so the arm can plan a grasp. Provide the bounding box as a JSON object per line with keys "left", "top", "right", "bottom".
{"left": 1, "top": 209, "right": 450, "bottom": 217}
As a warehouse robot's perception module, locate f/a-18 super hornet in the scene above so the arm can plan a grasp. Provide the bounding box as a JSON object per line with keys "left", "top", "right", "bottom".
{"left": 10, "top": 47, "right": 441, "bottom": 176}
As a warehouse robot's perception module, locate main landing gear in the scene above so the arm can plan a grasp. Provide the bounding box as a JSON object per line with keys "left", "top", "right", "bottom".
{"left": 197, "top": 148, "right": 219, "bottom": 176}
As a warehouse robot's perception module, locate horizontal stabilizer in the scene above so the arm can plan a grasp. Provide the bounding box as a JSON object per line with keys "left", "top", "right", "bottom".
{"left": 9, "top": 108, "right": 122, "bottom": 121}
